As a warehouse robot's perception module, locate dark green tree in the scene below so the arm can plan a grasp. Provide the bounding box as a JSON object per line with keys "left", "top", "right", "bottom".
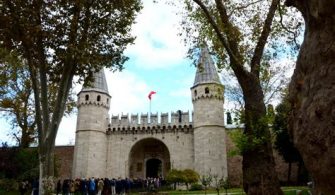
{"left": 0, "top": 1, "right": 142, "bottom": 194}
{"left": 180, "top": 0, "right": 302, "bottom": 193}
{"left": 200, "top": 174, "right": 212, "bottom": 195}
{"left": 182, "top": 169, "right": 199, "bottom": 190}
{"left": 273, "top": 96, "right": 303, "bottom": 184}
{"left": 166, "top": 169, "right": 184, "bottom": 190}
{"left": 0, "top": 145, "right": 39, "bottom": 180}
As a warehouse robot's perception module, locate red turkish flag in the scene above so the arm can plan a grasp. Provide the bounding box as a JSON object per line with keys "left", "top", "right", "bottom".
{"left": 148, "top": 91, "right": 156, "bottom": 100}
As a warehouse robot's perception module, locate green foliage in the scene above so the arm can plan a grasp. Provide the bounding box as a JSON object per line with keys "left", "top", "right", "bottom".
{"left": 267, "top": 104, "right": 275, "bottom": 124}
{"left": 15, "top": 148, "right": 39, "bottom": 180}
{"left": 230, "top": 128, "right": 268, "bottom": 154}
{"left": 229, "top": 114, "right": 274, "bottom": 154}
{"left": 0, "top": 179, "right": 18, "bottom": 192}
{"left": 190, "top": 183, "right": 203, "bottom": 191}
{"left": 1, "top": 0, "right": 143, "bottom": 76}
{"left": 180, "top": 0, "right": 302, "bottom": 70}
{"left": 229, "top": 130, "right": 248, "bottom": 154}
{"left": 183, "top": 169, "right": 200, "bottom": 185}
{"left": 221, "top": 177, "right": 230, "bottom": 190}
{"left": 0, "top": 49, "right": 36, "bottom": 147}
{"left": 166, "top": 169, "right": 199, "bottom": 190}
{"left": 0, "top": 147, "right": 39, "bottom": 181}
{"left": 0, "top": 0, "right": 142, "bottom": 179}
{"left": 273, "top": 97, "right": 302, "bottom": 164}
{"left": 166, "top": 169, "right": 184, "bottom": 184}
{"left": 200, "top": 174, "right": 212, "bottom": 190}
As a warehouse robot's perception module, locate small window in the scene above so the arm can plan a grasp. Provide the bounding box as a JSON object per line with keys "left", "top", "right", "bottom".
{"left": 107, "top": 98, "right": 109, "bottom": 104}
{"left": 205, "top": 87, "right": 210, "bottom": 94}
{"left": 194, "top": 90, "right": 197, "bottom": 96}
{"left": 97, "top": 95, "right": 101, "bottom": 102}
{"left": 218, "top": 88, "right": 221, "bottom": 94}
{"left": 85, "top": 94, "right": 89, "bottom": 101}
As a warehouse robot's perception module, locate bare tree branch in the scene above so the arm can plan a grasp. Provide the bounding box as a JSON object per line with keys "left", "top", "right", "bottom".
{"left": 250, "top": 0, "right": 280, "bottom": 77}
{"left": 193, "top": 0, "right": 240, "bottom": 66}
{"left": 228, "top": 0, "right": 263, "bottom": 18}
{"left": 278, "top": 3, "right": 300, "bottom": 49}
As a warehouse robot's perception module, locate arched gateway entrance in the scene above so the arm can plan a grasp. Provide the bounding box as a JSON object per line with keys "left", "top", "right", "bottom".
{"left": 128, "top": 138, "right": 170, "bottom": 179}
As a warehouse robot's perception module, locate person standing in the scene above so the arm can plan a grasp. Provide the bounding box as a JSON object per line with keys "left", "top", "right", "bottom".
{"left": 97, "top": 179, "right": 104, "bottom": 195}
{"left": 56, "top": 180, "right": 62, "bottom": 195}
{"left": 110, "top": 178, "right": 116, "bottom": 195}
{"left": 88, "top": 178, "right": 96, "bottom": 195}
{"left": 32, "top": 179, "right": 39, "bottom": 195}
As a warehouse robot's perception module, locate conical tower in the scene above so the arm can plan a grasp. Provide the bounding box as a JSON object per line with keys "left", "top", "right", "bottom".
{"left": 72, "top": 69, "right": 111, "bottom": 178}
{"left": 191, "top": 47, "right": 228, "bottom": 178}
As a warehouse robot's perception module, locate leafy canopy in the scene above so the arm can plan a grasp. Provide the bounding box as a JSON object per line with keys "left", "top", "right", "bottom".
{"left": 1, "top": 0, "right": 142, "bottom": 81}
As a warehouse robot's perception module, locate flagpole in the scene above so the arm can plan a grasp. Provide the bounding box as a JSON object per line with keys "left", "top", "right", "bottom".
{"left": 149, "top": 99, "right": 151, "bottom": 123}
{"left": 148, "top": 91, "right": 156, "bottom": 123}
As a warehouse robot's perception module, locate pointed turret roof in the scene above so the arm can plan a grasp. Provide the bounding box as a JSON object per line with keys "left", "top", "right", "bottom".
{"left": 81, "top": 69, "right": 109, "bottom": 95}
{"left": 193, "top": 46, "right": 221, "bottom": 87}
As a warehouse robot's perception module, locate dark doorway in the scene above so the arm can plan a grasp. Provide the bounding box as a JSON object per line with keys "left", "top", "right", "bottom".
{"left": 146, "top": 159, "right": 162, "bottom": 178}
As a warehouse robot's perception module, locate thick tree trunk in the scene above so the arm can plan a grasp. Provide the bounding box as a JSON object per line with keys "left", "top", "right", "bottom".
{"left": 39, "top": 142, "right": 55, "bottom": 195}
{"left": 287, "top": 1, "right": 335, "bottom": 194}
{"left": 297, "top": 161, "right": 302, "bottom": 185}
{"left": 287, "top": 162, "right": 291, "bottom": 185}
{"left": 241, "top": 77, "right": 283, "bottom": 195}
{"left": 20, "top": 127, "right": 33, "bottom": 148}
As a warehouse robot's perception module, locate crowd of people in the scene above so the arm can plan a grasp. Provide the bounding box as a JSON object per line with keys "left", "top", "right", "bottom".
{"left": 19, "top": 177, "right": 167, "bottom": 195}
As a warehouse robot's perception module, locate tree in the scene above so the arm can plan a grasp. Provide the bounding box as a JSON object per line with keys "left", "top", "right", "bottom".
{"left": 182, "top": 169, "right": 199, "bottom": 190}
{"left": 0, "top": 50, "right": 36, "bottom": 148}
{"left": 180, "top": 1, "right": 302, "bottom": 194}
{"left": 0, "top": 1, "right": 142, "bottom": 194}
{"left": 166, "top": 169, "right": 184, "bottom": 190}
{"left": 273, "top": 94, "right": 304, "bottom": 184}
{"left": 285, "top": 0, "right": 335, "bottom": 194}
{"left": 0, "top": 49, "right": 76, "bottom": 148}
{"left": 223, "top": 61, "right": 293, "bottom": 125}
{"left": 200, "top": 174, "right": 212, "bottom": 195}
{"left": 212, "top": 174, "right": 229, "bottom": 195}
{"left": 0, "top": 145, "right": 39, "bottom": 180}
{"left": 221, "top": 177, "right": 230, "bottom": 195}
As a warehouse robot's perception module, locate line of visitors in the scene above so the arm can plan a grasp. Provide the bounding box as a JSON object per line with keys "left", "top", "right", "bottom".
{"left": 55, "top": 177, "right": 165, "bottom": 195}
{"left": 18, "top": 177, "right": 165, "bottom": 195}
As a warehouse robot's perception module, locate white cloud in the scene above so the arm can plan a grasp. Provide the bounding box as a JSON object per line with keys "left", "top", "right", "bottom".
{"left": 0, "top": 118, "right": 16, "bottom": 145}
{"left": 56, "top": 69, "right": 152, "bottom": 145}
{"left": 56, "top": 115, "right": 77, "bottom": 145}
{"left": 106, "top": 69, "right": 151, "bottom": 115}
{"left": 126, "top": 0, "right": 187, "bottom": 69}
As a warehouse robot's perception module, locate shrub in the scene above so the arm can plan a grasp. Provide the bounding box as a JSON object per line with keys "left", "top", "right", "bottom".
{"left": 0, "top": 179, "right": 18, "bottom": 192}
{"left": 190, "top": 183, "right": 203, "bottom": 191}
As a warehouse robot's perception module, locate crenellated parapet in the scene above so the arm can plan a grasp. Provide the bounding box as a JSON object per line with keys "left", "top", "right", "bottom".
{"left": 106, "top": 111, "right": 193, "bottom": 135}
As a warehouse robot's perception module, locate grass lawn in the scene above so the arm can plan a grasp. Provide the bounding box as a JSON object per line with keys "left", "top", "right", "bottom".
{"left": 0, "top": 186, "right": 311, "bottom": 195}
{"left": 160, "top": 186, "right": 310, "bottom": 195}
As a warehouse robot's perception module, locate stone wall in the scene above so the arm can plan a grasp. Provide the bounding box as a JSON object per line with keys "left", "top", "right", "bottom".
{"left": 226, "top": 130, "right": 299, "bottom": 187}
{"left": 55, "top": 146, "right": 74, "bottom": 179}
{"left": 56, "top": 131, "right": 298, "bottom": 186}
{"left": 106, "top": 128, "right": 194, "bottom": 179}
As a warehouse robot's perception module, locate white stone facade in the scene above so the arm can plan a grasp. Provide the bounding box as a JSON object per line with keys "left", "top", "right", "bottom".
{"left": 73, "top": 85, "right": 228, "bottom": 179}
{"left": 73, "top": 47, "right": 228, "bottom": 179}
